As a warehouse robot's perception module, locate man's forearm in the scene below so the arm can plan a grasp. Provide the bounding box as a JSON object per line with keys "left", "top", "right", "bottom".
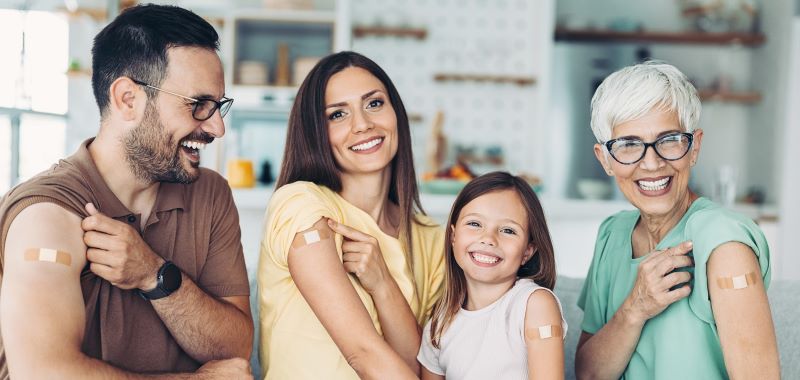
{"left": 575, "top": 304, "right": 645, "bottom": 380}
{"left": 151, "top": 274, "right": 253, "bottom": 362}
{"left": 14, "top": 352, "right": 198, "bottom": 380}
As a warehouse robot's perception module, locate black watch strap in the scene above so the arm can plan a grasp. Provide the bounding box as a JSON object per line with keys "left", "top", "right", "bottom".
{"left": 138, "top": 261, "right": 182, "bottom": 300}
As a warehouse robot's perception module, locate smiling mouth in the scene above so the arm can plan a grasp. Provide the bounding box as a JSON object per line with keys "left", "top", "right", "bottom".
{"left": 637, "top": 176, "right": 671, "bottom": 191}
{"left": 349, "top": 137, "right": 384, "bottom": 152}
{"left": 180, "top": 140, "right": 207, "bottom": 162}
{"left": 469, "top": 251, "right": 502, "bottom": 265}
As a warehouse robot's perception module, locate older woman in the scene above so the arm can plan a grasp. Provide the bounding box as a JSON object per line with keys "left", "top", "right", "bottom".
{"left": 257, "top": 51, "right": 443, "bottom": 379}
{"left": 575, "top": 62, "right": 779, "bottom": 379}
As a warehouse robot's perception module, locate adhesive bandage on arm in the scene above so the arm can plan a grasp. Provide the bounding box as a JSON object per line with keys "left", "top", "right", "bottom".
{"left": 716, "top": 272, "right": 758, "bottom": 290}
{"left": 24, "top": 248, "right": 72, "bottom": 266}
{"left": 525, "top": 324, "right": 563, "bottom": 341}
{"left": 291, "top": 228, "right": 333, "bottom": 249}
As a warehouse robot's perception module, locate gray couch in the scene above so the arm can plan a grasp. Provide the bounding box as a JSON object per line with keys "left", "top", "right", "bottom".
{"left": 248, "top": 276, "right": 798, "bottom": 378}
{"left": 554, "top": 276, "right": 800, "bottom": 379}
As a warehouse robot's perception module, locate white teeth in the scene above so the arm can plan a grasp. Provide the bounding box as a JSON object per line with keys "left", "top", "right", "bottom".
{"left": 638, "top": 177, "right": 670, "bottom": 191}
{"left": 350, "top": 138, "right": 383, "bottom": 151}
{"left": 181, "top": 141, "right": 206, "bottom": 150}
{"left": 471, "top": 252, "right": 500, "bottom": 264}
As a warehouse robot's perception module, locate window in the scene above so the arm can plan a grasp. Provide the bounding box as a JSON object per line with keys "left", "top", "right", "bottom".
{"left": 0, "top": 9, "right": 68, "bottom": 193}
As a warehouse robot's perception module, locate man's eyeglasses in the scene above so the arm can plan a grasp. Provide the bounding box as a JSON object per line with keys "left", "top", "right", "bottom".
{"left": 604, "top": 132, "right": 694, "bottom": 165}
{"left": 131, "top": 78, "right": 233, "bottom": 121}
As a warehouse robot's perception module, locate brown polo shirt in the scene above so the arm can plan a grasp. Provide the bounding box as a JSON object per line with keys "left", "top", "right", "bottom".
{"left": 0, "top": 138, "right": 249, "bottom": 376}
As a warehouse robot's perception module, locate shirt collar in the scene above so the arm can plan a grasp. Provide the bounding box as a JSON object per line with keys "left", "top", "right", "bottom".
{"left": 68, "top": 138, "right": 186, "bottom": 218}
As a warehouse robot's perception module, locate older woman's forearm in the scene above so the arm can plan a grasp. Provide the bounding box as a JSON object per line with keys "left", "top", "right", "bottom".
{"left": 575, "top": 303, "right": 645, "bottom": 380}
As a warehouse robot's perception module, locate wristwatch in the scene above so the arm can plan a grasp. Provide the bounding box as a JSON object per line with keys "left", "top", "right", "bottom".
{"left": 138, "top": 261, "right": 182, "bottom": 300}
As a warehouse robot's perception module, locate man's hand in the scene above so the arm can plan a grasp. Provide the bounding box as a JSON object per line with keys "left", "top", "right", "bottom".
{"left": 195, "top": 358, "right": 253, "bottom": 380}
{"left": 81, "top": 203, "right": 164, "bottom": 290}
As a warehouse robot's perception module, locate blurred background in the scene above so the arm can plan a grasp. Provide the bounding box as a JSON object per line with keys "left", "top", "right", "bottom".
{"left": 0, "top": 0, "right": 798, "bottom": 284}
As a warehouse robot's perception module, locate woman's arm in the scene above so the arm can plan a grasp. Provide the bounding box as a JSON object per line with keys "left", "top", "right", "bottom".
{"left": 524, "top": 290, "right": 564, "bottom": 380}
{"left": 575, "top": 242, "right": 693, "bottom": 380}
{"left": 288, "top": 218, "right": 417, "bottom": 380}
{"left": 708, "top": 242, "right": 780, "bottom": 379}
{"left": 327, "top": 219, "right": 422, "bottom": 373}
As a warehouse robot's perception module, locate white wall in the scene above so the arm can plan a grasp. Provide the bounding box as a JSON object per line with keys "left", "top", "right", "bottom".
{"left": 349, "top": 0, "right": 555, "bottom": 179}
{"left": 776, "top": 16, "right": 800, "bottom": 281}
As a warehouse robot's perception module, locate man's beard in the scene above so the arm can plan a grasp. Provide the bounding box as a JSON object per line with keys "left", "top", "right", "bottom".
{"left": 122, "top": 103, "right": 199, "bottom": 184}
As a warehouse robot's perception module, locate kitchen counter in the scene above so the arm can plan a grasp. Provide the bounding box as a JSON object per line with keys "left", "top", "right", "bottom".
{"left": 232, "top": 186, "right": 779, "bottom": 278}
{"left": 232, "top": 186, "right": 777, "bottom": 222}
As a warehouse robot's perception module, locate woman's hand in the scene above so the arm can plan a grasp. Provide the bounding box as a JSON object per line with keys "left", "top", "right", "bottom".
{"left": 624, "top": 241, "right": 694, "bottom": 325}
{"left": 327, "top": 218, "right": 393, "bottom": 295}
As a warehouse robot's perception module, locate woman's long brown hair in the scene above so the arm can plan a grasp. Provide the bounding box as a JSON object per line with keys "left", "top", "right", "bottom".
{"left": 276, "top": 51, "right": 427, "bottom": 266}
{"left": 429, "top": 171, "right": 556, "bottom": 348}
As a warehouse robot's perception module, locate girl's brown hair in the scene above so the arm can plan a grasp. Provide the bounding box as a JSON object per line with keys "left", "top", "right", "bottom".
{"left": 429, "top": 171, "right": 556, "bottom": 348}
{"left": 276, "top": 51, "right": 426, "bottom": 264}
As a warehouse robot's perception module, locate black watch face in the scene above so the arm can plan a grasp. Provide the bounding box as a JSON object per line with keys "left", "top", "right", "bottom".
{"left": 160, "top": 263, "right": 182, "bottom": 292}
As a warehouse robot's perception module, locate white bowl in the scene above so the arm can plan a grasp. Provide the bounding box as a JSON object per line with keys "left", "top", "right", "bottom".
{"left": 577, "top": 178, "right": 612, "bottom": 200}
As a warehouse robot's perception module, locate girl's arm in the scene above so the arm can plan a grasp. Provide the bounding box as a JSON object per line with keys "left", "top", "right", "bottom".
{"left": 288, "top": 218, "right": 417, "bottom": 380}
{"left": 421, "top": 367, "right": 445, "bottom": 380}
{"left": 327, "top": 219, "right": 422, "bottom": 374}
{"left": 524, "top": 290, "right": 565, "bottom": 380}
{"left": 708, "top": 242, "right": 780, "bottom": 380}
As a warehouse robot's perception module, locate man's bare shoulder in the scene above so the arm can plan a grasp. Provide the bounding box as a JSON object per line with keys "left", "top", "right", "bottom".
{"left": 4, "top": 202, "right": 86, "bottom": 271}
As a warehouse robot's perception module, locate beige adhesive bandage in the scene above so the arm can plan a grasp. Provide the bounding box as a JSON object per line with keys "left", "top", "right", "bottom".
{"left": 291, "top": 228, "right": 333, "bottom": 249}
{"left": 717, "top": 272, "right": 758, "bottom": 290}
{"left": 525, "top": 324, "right": 563, "bottom": 341}
{"left": 24, "top": 248, "right": 72, "bottom": 266}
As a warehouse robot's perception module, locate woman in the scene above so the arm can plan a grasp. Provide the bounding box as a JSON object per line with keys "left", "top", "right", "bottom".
{"left": 575, "top": 61, "right": 779, "bottom": 379}
{"left": 257, "top": 51, "right": 444, "bottom": 379}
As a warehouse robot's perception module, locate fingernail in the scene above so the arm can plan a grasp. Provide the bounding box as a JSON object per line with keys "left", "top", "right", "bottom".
{"left": 686, "top": 241, "right": 693, "bottom": 248}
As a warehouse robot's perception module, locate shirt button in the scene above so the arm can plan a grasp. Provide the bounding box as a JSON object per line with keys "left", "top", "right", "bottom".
{"left": 127, "top": 215, "right": 137, "bottom": 223}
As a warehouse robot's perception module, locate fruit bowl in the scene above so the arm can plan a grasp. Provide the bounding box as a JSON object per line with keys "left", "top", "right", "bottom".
{"left": 420, "top": 179, "right": 469, "bottom": 194}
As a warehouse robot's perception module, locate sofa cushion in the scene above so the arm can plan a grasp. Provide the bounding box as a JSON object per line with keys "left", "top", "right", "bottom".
{"left": 555, "top": 275, "right": 799, "bottom": 379}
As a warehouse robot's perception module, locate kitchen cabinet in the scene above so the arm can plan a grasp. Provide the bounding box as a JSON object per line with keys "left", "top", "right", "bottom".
{"left": 213, "top": 4, "right": 352, "bottom": 182}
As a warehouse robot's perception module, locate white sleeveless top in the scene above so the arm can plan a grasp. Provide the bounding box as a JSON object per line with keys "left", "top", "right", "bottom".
{"left": 418, "top": 279, "right": 567, "bottom": 380}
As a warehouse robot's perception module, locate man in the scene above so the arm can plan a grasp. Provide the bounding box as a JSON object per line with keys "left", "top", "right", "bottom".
{"left": 0, "top": 5, "right": 253, "bottom": 379}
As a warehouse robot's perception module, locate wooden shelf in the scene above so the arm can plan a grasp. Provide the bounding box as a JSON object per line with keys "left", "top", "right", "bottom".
{"left": 353, "top": 26, "right": 427, "bottom": 40}
{"left": 697, "top": 90, "right": 762, "bottom": 104}
{"left": 554, "top": 28, "right": 766, "bottom": 46}
{"left": 433, "top": 73, "right": 536, "bottom": 86}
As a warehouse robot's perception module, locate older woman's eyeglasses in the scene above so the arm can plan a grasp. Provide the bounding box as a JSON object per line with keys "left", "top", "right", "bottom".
{"left": 604, "top": 132, "right": 694, "bottom": 165}
{"left": 131, "top": 79, "right": 233, "bottom": 121}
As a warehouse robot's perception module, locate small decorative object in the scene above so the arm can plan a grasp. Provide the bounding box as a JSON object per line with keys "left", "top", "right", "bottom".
{"left": 275, "top": 43, "right": 291, "bottom": 86}
{"left": 263, "top": 0, "right": 313, "bottom": 10}
{"left": 292, "top": 57, "right": 320, "bottom": 86}
{"left": 680, "top": 0, "right": 760, "bottom": 33}
{"left": 608, "top": 18, "right": 642, "bottom": 32}
{"left": 259, "top": 160, "right": 274, "bottom": 185}
{"left": 238, "top": 60, "right": 268, "bottom": 85}
{"left": 227, "top": 159, "right": 255, "bottom": 188}
{"left": 425, "top": 111, "right": 446, "bottom": 175}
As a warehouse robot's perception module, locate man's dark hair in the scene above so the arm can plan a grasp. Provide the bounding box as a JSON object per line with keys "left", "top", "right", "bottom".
{"left": 91, "top": 4, "right": 219, "bottom": 117}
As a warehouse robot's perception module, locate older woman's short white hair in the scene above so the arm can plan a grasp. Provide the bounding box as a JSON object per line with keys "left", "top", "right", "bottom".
{"left": 590, "top": 61, "right": 701, "bottom": 143}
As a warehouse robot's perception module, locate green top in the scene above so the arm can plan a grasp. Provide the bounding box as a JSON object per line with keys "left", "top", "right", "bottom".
{"left": 578, "top": 197, "right": 771, "bottom": 380}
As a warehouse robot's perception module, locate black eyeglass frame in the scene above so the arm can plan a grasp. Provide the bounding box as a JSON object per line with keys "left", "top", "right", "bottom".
{"left": 130, "top": 78, "right": 233, "bottom": 121}
{"left": 604, "top": 132, "right": 695, "bottom": 165}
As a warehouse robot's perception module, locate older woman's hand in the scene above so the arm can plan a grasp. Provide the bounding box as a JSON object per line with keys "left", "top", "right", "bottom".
{"left": 625, "top": 241, "right": 694, "bottom": 324}
{"left": 327, "top": 218, "right": 394, "bottom": 295}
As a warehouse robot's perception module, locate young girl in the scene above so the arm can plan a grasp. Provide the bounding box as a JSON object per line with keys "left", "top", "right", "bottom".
{"left": 418, "top": 171, "right": 566, "bottom": 380}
